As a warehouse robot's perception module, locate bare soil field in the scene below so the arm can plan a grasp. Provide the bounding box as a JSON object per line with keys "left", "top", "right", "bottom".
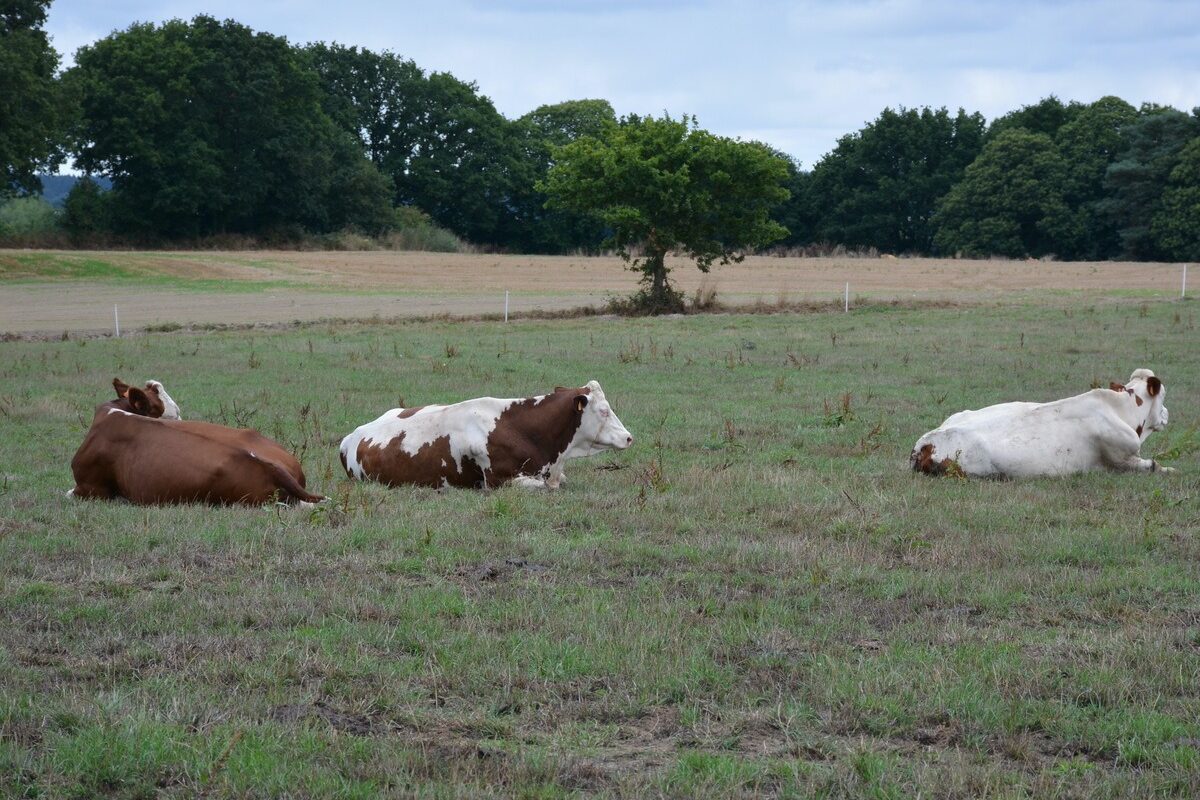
{"left": 0, "top": 249, "right": 1188, "bottom": 333}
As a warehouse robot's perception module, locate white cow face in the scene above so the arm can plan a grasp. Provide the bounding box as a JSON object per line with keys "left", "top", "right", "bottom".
{"left": 1126, "top": 369, "right": 1167, "bottom": 439}
{"left": 570, "top": 380, "right": 633, "bottom": 456}
{"left": 146, "top": 380, "right": 182, "bottom": 420}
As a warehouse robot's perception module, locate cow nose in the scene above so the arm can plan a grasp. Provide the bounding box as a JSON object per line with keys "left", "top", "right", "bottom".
{"left": 626, "top": 435, "right": 634, "bottom": 446}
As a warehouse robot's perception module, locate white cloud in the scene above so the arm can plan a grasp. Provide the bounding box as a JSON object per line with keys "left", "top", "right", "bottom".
{"left": 45, "top": 0, "right": 1200, "bottom": 167}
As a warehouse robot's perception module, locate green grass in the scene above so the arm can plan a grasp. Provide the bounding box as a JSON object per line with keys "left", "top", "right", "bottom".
{"left": 0, "top": 252, "right": 299, "bottom": 293}
{"left": 1, "top": 300, "right": 1198, "bottom": 797}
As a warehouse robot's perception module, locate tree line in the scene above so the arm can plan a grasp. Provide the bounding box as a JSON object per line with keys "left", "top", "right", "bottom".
{"left": 3, "top": 1, "right": 1199, "bottom": 262}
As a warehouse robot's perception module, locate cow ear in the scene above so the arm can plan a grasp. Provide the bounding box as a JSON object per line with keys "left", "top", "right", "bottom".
{"left": 1146, "top": 377, "right": 1162, "bottom": 397}
{"left": 1109, "top": 382, "right": 1126, "bottom": 392}
{"left": 574, "top": 395, "right": 589, "bottom": 413}
{"left": 113, "top": 378, "right": 131, "bottom": 398}
{"left": 126, "top": 386, "right": 153, "bottom": 416}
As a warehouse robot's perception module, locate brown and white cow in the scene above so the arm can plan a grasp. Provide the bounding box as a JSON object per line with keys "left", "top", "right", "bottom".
{"left": 70, "top": 378, "right": 323, "bottom": 505}
{"left": 339, "top": 380, "right": 633, "bottom": 489}
{"left": 911, "top": 368, "right": 1173, "bottom": 478}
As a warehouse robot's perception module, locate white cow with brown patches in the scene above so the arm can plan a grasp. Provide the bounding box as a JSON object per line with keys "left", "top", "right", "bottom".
{"left": 912, "top": 369, "right": 1173, "bottom": 478}
{"left": 339, "top": 380, "right": 633, "bottom": 489}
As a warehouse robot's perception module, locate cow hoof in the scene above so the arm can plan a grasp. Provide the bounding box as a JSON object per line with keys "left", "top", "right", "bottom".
{"left": 65, "top": 488, "right": 76, "bottom": 500}
{"left": 511, "top": 476, "right": 548, "bottom": 490}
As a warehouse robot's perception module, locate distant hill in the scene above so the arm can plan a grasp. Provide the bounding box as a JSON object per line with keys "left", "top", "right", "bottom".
{"left": 37, "top": 174, "right": 112, "bottom": 207}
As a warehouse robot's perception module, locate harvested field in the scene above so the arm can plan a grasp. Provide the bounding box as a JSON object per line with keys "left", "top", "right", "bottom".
{"left": 0, "top": 249, "right": 1189, "bottom": 333}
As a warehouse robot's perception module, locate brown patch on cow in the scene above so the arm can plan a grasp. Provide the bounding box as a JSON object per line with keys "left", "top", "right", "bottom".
{"left": 356, "top": 431, "right": 485, "bottom": 488}
{"left": 1147, "top": 376, "right": 1162, "bottom": 397}
{"left": 338, "top": 448, "right": 348, "bottom": 474}
{"left": 113, "top": 378, "right": 131, "bottom": 398}
{"left": 397, "top": 406, "right": 425, "bottom": 419}
{"left": 1136, "top": 424, "right": 1143, "bottom": 437}
{"left": 1109, "top": 382, "right": 1126, "bottom": 392}
{"left": 484, "top": 389, "right": 588, "bottom": 483}
{"left": 1134, "top": 394, "right": 1143, "bottom": 406}
{"left": 911, "top": 443, "right": 956, "bottom": 476}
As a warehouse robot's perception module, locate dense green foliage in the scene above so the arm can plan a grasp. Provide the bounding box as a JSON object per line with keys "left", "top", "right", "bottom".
{"left": 788, "top": 107, "right": 985, "bottom": 253}
{"left": 0, "top": 0, "right": 65, "bottom": 196}
{"left": 60, "top": 175, "right": 109, "bottom": 239}
{"left": 1151, "top": 137, "right": 1200, "bottom": 261}
{"left": 541, "top": 114, "right": 790, "bottom": 311}
{"left": 933, "top": 129, "right": 1077, "bottom": 258}
{"left": 790, "top": 97, "right": 1200, "bottom": 260}
{"left": 507, "top": 99, "right": 616, "bottom": 253}
{"left": 64, "top": 17, "right": 395, "bottom": 239}
{"left": 1100, "top": 110, "right": 1200, "bottom": 260}
{"left": 4, "top": 3, "right": 1200, "bottom": 258}
{"left": 0, "top": 193, "right": 58, "bottom": 238}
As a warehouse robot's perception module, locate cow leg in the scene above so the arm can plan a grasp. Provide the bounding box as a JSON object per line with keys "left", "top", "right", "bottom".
{"left": 511, "top": 475, "right": 550, "bottom": 490}
{"left": 1115, "top": 454, "right": 1176, "bottom": 474}
{"left": 1103, "top": 434, "right": 1175, "bottom": 474}
{"left": 69, "top": 483, "right": 114, "bottom": 500}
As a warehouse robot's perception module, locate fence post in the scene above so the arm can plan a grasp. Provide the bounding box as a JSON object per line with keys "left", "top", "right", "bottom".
{"left": 114, "top": 305, "right": 120, "bottom": 338}
{"left": 1183, "top": 263, "right": 1188, "bottom": 299}
{"left": 844, "top": 282, "right": 849, "bottom": 313}
{"left": 504, "top": 291, "right": 509, "bottom": 322}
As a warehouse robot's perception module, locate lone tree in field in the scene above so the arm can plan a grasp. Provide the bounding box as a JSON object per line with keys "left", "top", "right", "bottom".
{"left": 540, "top": 114, "right": 790, "bottom": 313}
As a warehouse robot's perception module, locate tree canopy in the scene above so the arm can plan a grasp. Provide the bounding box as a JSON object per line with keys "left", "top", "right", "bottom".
{"left": 801, "top": 107, "right": 985, "bottom": 253}
{"left": 1100, "top": 108, "right": 1200, "bottom": 260}
{"left": 933, "top": 129, "right": 1078, "bottom": 258}
{"left": 308, "top": 44, "right": 531, "bottom": 246}
{"left": 1052, "top": 96, "right": 1139, "bottom": 258}
{"left": 66, "top": 17, "right": 393, "bottom": 238}
{"left": 541, "top": 114, "right": 790, "bottom": 312}
{"left": 1150, "top": 137, "right": 1200, "bottom": 261}
{"left": 1, "top": 0, "right": 64, "bottom": 196}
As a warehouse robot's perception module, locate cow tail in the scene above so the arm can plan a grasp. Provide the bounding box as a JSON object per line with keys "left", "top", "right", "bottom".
{"left": 251, "top": 453, "right": 325, "bottom": 503}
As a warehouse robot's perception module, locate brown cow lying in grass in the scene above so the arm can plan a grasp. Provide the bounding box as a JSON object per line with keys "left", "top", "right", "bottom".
{"left": 70, "top": 379, "right": 322, "bottom": 505}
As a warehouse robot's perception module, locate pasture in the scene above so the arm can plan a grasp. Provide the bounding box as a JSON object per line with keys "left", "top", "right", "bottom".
{"left": 1, "top": 297, "right": 1198, "bottom": 797}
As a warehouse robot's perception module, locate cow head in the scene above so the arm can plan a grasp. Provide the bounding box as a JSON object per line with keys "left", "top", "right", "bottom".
{"left": 563, "top": 380, "right": 633, "bottom": 457}
{"left": 1125, "top": 369, "right": 1167, "bottom": 441}
{"left": 112, "top": 378, "right": 182, "bottom": 420}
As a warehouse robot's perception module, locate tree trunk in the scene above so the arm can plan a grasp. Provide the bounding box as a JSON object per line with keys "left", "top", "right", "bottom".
{"left": 648, "top": 250, "right": 667, "bottom": 303}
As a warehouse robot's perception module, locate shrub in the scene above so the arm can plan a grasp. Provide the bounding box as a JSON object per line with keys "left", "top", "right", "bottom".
{"left": 382, "top": 207, "right": 464, "bottom": 252}
{"left": 0, "top": 196, "right": 61, "bottom": 241}
{"left": 62, "top": 177, "right": 112, "bottom": 240}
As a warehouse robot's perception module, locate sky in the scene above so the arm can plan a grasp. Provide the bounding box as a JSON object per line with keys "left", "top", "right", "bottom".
{"left": 44, "top": 0, "right": 1200, "bottom": 168}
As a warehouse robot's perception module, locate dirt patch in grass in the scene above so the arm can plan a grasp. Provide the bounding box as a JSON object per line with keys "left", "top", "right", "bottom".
{"left": 270, "top": 702, "right": 386, "bottom": 736}
{"left": 455, "top": 557, "right": 551, "bottom": 583}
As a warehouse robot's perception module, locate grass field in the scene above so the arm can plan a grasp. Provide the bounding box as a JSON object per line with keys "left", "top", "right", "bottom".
{"left": 2, "top": 296, "right": 1199, "bottom": 797}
